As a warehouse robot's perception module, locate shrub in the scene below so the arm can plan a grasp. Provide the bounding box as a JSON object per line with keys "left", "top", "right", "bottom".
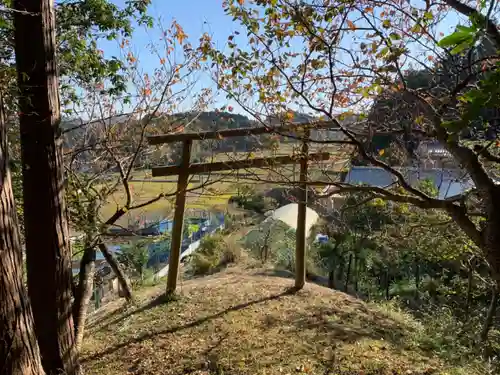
{"left": 136, "top": 269, "right": 162, "bottom": 288}
{"left": 189, "top": 233, "right": 245, "bottom": 276}
{"left": 191, "top": 254, "right": 215, "bottom": 276}
{"left": 197, "top": 233, "right": 225, "bottom": 257}
{"left": 219, "top": 241, "right": 242, "bottom": 265}
{"left": 117, "top": 240, "right": 149, "bottom": 282}
{"left": 229, "top": 185, "right": 277, "bottom": 214}
{"left": 374, "top": 300, "right": 497, "bottom": 373}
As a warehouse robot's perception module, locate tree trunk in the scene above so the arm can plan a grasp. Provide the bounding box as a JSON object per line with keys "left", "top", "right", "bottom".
{"left": 345, "top": 253, "right": 352, "bottom": 292}
{"left": 295, "top": 132, "right": 309, "bottom": 290}
{"left": 264, "top": 230, "right": 270, "bottom": 262}
{"left": 328, "top": 269, "right": 335, "bottom": 289}
{"left": 415, "top": 261, "right": 420, "bottom": 301}
{"left": 261, "top": 228, "right": 271, "bottom": 262}
{"left": 354, "top": 255, "right": 359, "bottom": 293}
{"left": 465, "top": 263, "right": 473, "bottom": 321}
{"left": 385, "top": 269, "right": 390, "bottom": 300}
{"left": 480, "top": 284, "right": 499, "bottom": 343}
{"left": 98, "top": 242, "right": 132, "bottom": 300}
{"left": 0, "top": 92, "right": 45, "bottom": 375}
{"left": 483, "top": 196, "right": 500, "bottom": 292}
{"left": 72, "top": 201, "right": 98, "bottom": 349}
{"left": 478, "top": 195, "right": 500, "bottom": 341}
{"left": 72, "top": 247, "right": 96, "bottom": 350}
{"left": 337, "top": 255, "right": 345, "bottom": 284}
{"left": 13, "top": 1, "right": 79, "bottom": 373}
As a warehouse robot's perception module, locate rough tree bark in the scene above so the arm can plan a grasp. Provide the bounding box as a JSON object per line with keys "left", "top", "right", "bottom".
{"left": 354, "top": 255, "right": 359, "bottom": 293}
{"left": 72, "top": 246, "right": 96, "bottom": 350}
{"left": 480, "top": 284, "right": 499, "bottom": 343}
{"left": 99, "top": 242, "right": 133, "bottom": 300}
{"left": 72, "top": 200, "right": 98, "bottom": 350}
{"left": 385, "top": 269, "right": 390, "bottom": 300}
{"left": 483, "top": 192, "right": 500, "bottom": 287}
{"left": 436, "top": 0, "right": 500, "bottom": 292}
{"left": 100, "top": 208, "right": 134, "bottom": 300}
{"left": 344, "top": 253, "right": 352, "bottom": 292}
{"left": 465, "top": 259, "right": 473, "bottom": 321}
{"left": 328, "top": 269, "right": 335, "bottom": 289}
{"left": 0, "top": 93, "right": 45, "bottom": 375}
{"left": 414, "top": 261, "right": 420, "bottom": 300}
{"left": 13, "top": 0, "right": 79, "bottom": 373}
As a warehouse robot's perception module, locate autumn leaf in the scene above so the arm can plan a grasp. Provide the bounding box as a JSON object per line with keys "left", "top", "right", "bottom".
{"left": 284, "top": 110, "right": 294, "bottom": 121}
{"left": 379, "top": 149, "right": 385, "bottom": 156}
{"left": 237, "top": 0, "right": 244, "bottom": 4}
{"left": 176, "top": 31, "right": 186, "bottom": 44}
{"left": 347, "top": 20, "right": 356, "bottom": 30}
{"left": 174, "top": 22, "right": 187, "bottom": 44}
{"left": 415, "top": 115, "right": 424, "bottom": 125}
{"left": 364, "top": 7, "right": 374, "bottom": 14}
{"left": 127, "top": 52, "right": 136, "bottom": 64}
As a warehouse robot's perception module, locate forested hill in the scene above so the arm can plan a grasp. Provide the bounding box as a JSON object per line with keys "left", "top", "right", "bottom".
{"left": 60, "top": 111, "right": 320, "bottom": 158}
{"left": 60, "top": 110, "right": 322, "bottom": 138}
{"left": 175, "top": 111, "right": 256, "bottom": 132}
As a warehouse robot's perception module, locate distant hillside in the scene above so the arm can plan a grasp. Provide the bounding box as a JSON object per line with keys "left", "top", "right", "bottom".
{"left": 61, "top": 114, "right": 134, "bottom": 151}
{"left": 161, "top": 111, "right": 318, "bottom": 156}
{"left": 61, "top": 110, "right": 327, "bottom": 169}
{"left": 177, "top": 111, "right": 255, "bottom": 132}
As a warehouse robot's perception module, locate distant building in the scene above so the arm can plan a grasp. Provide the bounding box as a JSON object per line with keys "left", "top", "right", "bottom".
{"left": 317, "top": 114, "right": 363, "bottom": 142}
{"left": 343, "top": 166, "right": 473, "bottom": 200}
{"left": 317, "top": 165, "right": 474, "bottom": 215}
{"left": 415, "top": 141, "right": 455, "bottom": 169}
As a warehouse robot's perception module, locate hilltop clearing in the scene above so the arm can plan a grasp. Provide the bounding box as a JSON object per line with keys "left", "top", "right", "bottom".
{"left": 81, "top": 267, "right": 480, "bottom": 375}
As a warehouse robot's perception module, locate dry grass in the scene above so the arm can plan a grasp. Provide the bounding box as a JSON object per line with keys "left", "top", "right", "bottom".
{"left": 82, "top": 267, "right": 475, "bottom": 375}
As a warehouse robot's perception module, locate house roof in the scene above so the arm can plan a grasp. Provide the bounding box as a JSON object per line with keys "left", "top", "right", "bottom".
{"left": 416, "top": 141, "right": 452, "bottom": 158}
{"left": 344, "top": 166, "right": 474, "bottom": 200}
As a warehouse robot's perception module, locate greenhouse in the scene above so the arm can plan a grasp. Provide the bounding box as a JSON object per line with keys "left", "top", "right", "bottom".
{"left": 241, "top": 204, "right": 319, "bottom": 268}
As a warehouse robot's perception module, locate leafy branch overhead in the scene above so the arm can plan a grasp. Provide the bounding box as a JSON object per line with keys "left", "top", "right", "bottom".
{"left": 199, "top": 0, "right": 500, "bottom": 284}
{"left": 0, "top": 0, "right": 153, "bottom": 103}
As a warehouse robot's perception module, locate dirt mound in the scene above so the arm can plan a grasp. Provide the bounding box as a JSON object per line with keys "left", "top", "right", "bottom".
{"left": 81, "top": 267, "right": 470, "bottom": 375}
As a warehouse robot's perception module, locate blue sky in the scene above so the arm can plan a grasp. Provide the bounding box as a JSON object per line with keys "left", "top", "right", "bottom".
{"left": 95, "top": 0, "right": 241, "bottom": 113}
{"left": 93, "top": 0, "right": 465, "bottom": 117}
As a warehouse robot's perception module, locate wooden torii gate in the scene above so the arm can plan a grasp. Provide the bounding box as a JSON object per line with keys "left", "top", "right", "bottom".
{"left": 147, "top": 121, "right": 339, "bottom": 294}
